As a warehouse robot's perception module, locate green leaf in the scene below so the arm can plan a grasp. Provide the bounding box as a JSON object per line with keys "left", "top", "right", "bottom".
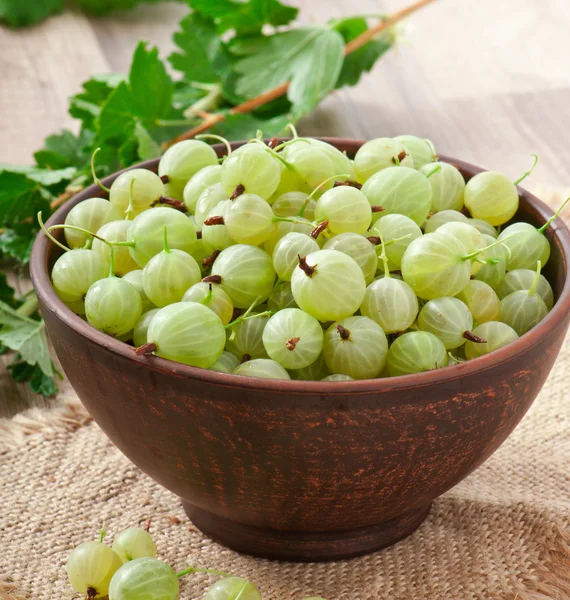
{"left": 129, "top": 42, "right": 173, "bottom": 121}
{"left": 0, "top": 300, "right": 53, "bottom": 377}
{"left": 0, "top": 225, "right": 36, "bottom": 264}
{"left": 169, "top": 13, "right": 229, "bottom": 84}
{"left": 75, "top": 0, "right": 175, "bottom": 15}
{"left": 134, "top": 121, "right": 162, "bottom": 160}
{"left": 235, "top": 27, "right": 344, "bottom": 116}
{"left": 34, "top": 129, "right": 93, "bottom": 170}
{"left": 287, "top": 29, "right": 344, "bottom": 117}
{"left": 97, "top": 81, "right": 135, "bottom": 143}
{"left": 0, "top": 0, "right": 62, "bottom": 27}
{"left": 7, "top": 359, "right": 58, "bottom": 397}
{"left": 188, "top": 0, "right": 298, "bottom": 34}
{"left": 0, "top": 164, "right": 77, "bottom": 187}
{"left": 211, "top": 113, "right": 289, "bottom": 141}
{"left": 0, "top": 172, "right": 48, "bottom": 226}
{"left": 69, "top": 74, "right": 126, "bottom": 128}
{"left": 0, "top": 274, "right": 16, "bottom": 307}
{"left": 172, "top": 83, "right": 208, "bottom": 111}
{"left": 118, "top": 137, "right": 139, "bottom": 168}
{"left": 333, "top": 17, "right": 393, "bottom": 88}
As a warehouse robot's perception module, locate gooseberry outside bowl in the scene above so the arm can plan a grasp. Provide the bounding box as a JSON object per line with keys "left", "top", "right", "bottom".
{"left": 30, "top": 139, "right": 570, "bottom": 562}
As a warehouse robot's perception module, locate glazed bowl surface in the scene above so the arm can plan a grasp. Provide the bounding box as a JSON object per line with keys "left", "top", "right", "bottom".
{"left": 30, "top": 138, "right": 570, "bottom": 561}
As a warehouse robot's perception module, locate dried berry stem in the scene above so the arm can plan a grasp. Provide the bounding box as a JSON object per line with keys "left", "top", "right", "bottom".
{"left": 463, "top": 331, "right": 487, "bottom": 343}
{"left": 202, "top": 249, "right": 221, "bottom": 268}
{"left": 160, "top": 174, "right": 170, "bottom": 184}
{"left": 155, "top": 196, "right": 188, "bottom": 212}
{"left": 392, "top": 150, "right": 408, "bottom": 165}
{"left": 311, "top": 220, "right": 329, "bottom": 239}
{"left": 165, "top": 0, "right": 436, "bottom": 148}
{"left": 337, "top": 325, "right": 351, "bottom": 340}
{"left": 333, "top": 180, "right": 362, "bottom": 190}
{"left": 371, "top": 205, "right": 384, "bottom": 213}
{"left": 202, "top": 274, "right": 222, "bottom": 284}
{"left": 286, "top": 337, "right": 300, "bottom": 351}
{"left": 203, "top": 215, "right": 225, "bottom": 226}
{"left": 230, "top": 184, "right": 246, "bottom": 200}
{"left": 135, "top": 342, "right": 157, "bottom": 356}
{"left": 298, "top": 255, "right": 316, "bottom": 276}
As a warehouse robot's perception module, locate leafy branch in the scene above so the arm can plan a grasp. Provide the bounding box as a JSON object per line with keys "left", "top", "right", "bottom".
{"left": 166, "top": 0, "right": 437, "bottom": 147}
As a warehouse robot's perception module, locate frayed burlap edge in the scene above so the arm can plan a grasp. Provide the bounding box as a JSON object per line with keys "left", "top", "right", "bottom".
{"left": 0, "top": 576, "right": 26, "bottom": 600}
{"left": 0, "top": 388, "right": 90, "bottom": 453}
{"left": 509, "top": 522, "right": 570, "bottom": 600}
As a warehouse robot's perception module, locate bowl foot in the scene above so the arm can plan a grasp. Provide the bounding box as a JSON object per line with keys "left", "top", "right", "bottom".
{"left": 182, "top": 502, "right": 432, "bottom": 562}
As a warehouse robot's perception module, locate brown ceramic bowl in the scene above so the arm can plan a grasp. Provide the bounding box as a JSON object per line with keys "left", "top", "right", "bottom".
{"left": 31, "top": 139, "right": 570, "bottom": 562}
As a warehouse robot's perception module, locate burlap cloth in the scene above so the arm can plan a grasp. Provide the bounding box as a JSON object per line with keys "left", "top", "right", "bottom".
{"left": 1, "top": 189, "right": 569, "bottom": 600}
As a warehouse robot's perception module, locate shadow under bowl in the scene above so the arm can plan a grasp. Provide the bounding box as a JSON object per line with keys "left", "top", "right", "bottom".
{"left": 30, "top": 139, "right": 570, "bottom": 561}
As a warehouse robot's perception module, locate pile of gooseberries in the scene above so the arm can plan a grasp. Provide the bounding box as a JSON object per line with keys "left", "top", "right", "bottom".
{"left": 43, "top": 127, "right": 568, "bottom": 380}
{"left": 67, "top": 524, "right": 326, "bottom": 599}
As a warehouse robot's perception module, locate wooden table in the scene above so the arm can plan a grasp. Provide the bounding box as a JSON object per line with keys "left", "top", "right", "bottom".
{"left": 1, "top": 0, "right": 569, "bottom": 416}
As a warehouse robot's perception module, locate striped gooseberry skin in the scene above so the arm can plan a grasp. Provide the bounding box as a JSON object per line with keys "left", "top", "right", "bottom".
{"left": 147, "top": 302, "right": 225, "bottom": 368}
{"left": 211, "top": 244, "right": 276, "bottom": 309}
{"left": 369, "top": 214, "right": 422, "bottom": 268}
{"left": 262, "top": 308, "right": 323, "bottom": 370}
{"left": 51, "top": 248, "right": 109, "bottom": 313}
{"left": 419, "top": 161, "right": 465, "bottom": 212}
{"left": 362, "top": 166, "right": 432, "bottom": 227}
{"left": 496, "top": 269, "right": 554, "bottom": 310}
{"left": 142, "top": 249, "right": 201, "bottom": 308}
{"left": 233, "top": 358, "right": 290, "bottom": 380}
{"left": 159, "top": 139, "right": 219, "bottom": 200}
{"left": 324, "top": 233, "right": 378, "bottom": 284}
{"left": 456, "top": 280, "right": 500, "bottom": 324}
{"left": 64, "top": 197, "right": 121, "bottom": 249}
{"left": 360, "top": 277, "right": 418, "bottom": 334}
{"left": 499, "top": 290, "right": 548, "bottom": 336}
{"left": 85, "top": 277, "right": 142, "bottom": 337}
{"left": 109, "top": 557, "right": 179, "bottom": 600}
{"left": 291, "top": 249, "right": 366, "bottom": 322}
{"left": 323, "top": 316, "right": 388, "bottom": 380}
{"left": 354, "top": 137, "right": 413, "bottom": 183}
{"left": 401, "top": 232, "right": 471, "bottom": 300}
{"left": 417, "top": 297, "right": 473, "bottom": 349}
{"left": 387, "top": 331, "right": 448, "bottom": 376}
{"left": 273, "top": 233, "right": 319, "bottom": 282}
{"left": 464, "top": 321, "right": 519, "bottom": 360}
{"left": 127, "top": 207, "right": 197, "bottom": 267}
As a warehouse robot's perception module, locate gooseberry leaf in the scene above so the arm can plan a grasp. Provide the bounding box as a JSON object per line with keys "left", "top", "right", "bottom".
{"left": 188, "top": 0, "right": 298, "bottom": 34}
{"left": 0, "top": 225, "right": 36, "bottom": 264}
{"left": 134, "top": 122, "right": 162, "bottom": 160}
{"left": 234, "top": 27, "right": 344, "bottom": 117}
{"left": 169, "top": 13, "right": 230, "bottom": 84}
{"left": 333, "top": 17, "right": 393, "bottom": 88}
{"left": 211, "top": 113, "right": 289, "bottom": 140}
{"left": 0, "top": 164, "right": 77, "bottom": 187}
{"left": 69, "top": 74, "right": 126, "bottom": 129}
{"left": 0, "top": 301, "right": 53, "bottom": 377}
{"left": 0, "top": 0, "right": 63, "bottom": 27}
{"left": 34, "top": 129, "right": 94, "bottom": 170}
{"left": 0, "top": 172, "right": 49, "bottom": 226}
{"left": 0, "top": 274, "right": 16, "bottom": 307}
{"left": 75, "top": 0, "right": 176, "bottom": 14}
{"left": 129, "top": 42, "right": 174, "bottom": 120}
{"left": 7, "top": 359, "right": 58, "bottom": 396}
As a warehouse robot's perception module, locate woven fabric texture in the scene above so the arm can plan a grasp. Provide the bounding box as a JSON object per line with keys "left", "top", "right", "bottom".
{"left": 1, "top": 189, "right": 569, "bottom": 600}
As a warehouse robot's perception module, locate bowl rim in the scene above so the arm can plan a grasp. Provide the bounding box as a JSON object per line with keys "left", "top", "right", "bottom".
{"left": 30, "top": 137, "right": 570, "bottom": 396}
